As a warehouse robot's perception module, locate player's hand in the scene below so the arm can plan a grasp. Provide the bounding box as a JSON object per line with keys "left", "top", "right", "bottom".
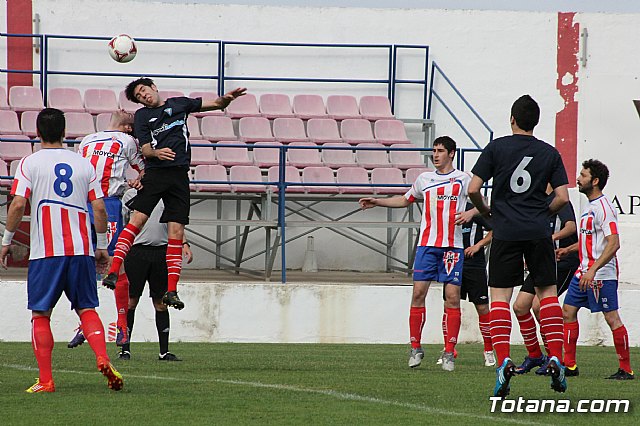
{"left": 0, "top": 245, "right": 12, "bottom": 269}
{"left": 358, "top": 197, "right": 377, "bottom": 210}
{"left": 154, "top": 148, "right": 175, "bottom": 161}
{"left": 95, "top": 249, "right": 110, "bottom": 274}
{"left": 183, "top": 245, "right": 193, "bottom": 264}
{"left": 455, "top": 210, "right": 475, "bottom": 225}
{"left": 579, "top": 269, "right": 596, "bottom": 291}
{"left": 128, "top": 178, "right": 143, "bottom": 190}
{"left": 220, "top": 88, "right": 247, "bottom": 108}
{"left": 464, "top": 245, "right": 480, "bottom": 258}
{"left": 555, "top": 247, "right": 568, "bottom": 260}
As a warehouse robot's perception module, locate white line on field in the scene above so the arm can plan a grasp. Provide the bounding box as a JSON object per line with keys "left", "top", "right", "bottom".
{"left": 3, "top": 363, "right": 549, "bottom": 426}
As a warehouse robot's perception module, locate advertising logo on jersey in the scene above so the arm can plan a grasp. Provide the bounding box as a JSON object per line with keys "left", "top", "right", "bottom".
{"left": 443, "top": 251, "right": 460, "bottom": 275}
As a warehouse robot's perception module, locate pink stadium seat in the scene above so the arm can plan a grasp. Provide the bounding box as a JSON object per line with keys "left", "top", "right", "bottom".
{"left": 326, "top": 95, "right": 360, "bottom": 120}
{"left": 95, "top": 113, "right": 112, "bottom": 132}
{"left": 215, "top": 141, "right": 252, "bottom": 167}
{"left": 272, "top": 118, "right": 307, "bottom": 143}
{"left": 359, "top": 96, "right": 394, "bottom": 121}
{"left": 190, "top": 143, "right": 217, "bottom": 166}
{"left": 321, "top": 143, "right": 356, "bottom": 169}
{"left": 10, "top": 160, "right": 21, "bottom": 179}
{"left": 0, "top": 136, "right": 33, "bottom": 161}
{"left": 405, "top": 167, "right": 433, "bottom": 185}
{"left": 187, "top": 116, "right": 204, "bottom": 139}
{"left": 84, "top": 89, "right": 118, "bottom": 114}
{"left": 336, "top": 167, "right": 372, "bottom": 194}
{"left": 253, "top": 141, "right": 282, "bottom": 168}
{"left": 374, "top": 119, "right": 410, "bottom": 145}
{"left": 225, "top": 93, "right": 260, "bottom": 118}
{"left": 292, "top": 94, "right": 327, "bottom": 119}
{"left": 20, "top": 110, "right": 38, "bottom": 137}
{"left": 9, "top": 86, "right": 44, "bottom": 112}
{"left": 64, "top": 112, "right": 95, "bottom": 138}
{"left": 229, "top": 165, "right": 265, "bottom": 193}
{"left": 267, "top": 165, "right": 305, "bottom": 193}
{"left": 306, "top": 118, "right": 342, "bottom": 144}
{"left": 194, "top": 165, "right": 231, "bottom": 192}
{"left": 189, "top": 91, "right": 224, "bottom": 117}
{"left": 200, "top": 116, "right": 237, "bottom": 141}
{"left": 0, "top": 111, "right": 22, "bottom": 135}
{"left": 371, "top": 167, "right": 407, "bottom": 195}
{"left": 159, "top": 90, "right": 185, "bottom": 101}
{"left": 48, "top": 88, "right": 85, "bottom": 112}
{"left": 302, "top": 166, "right": 339, "bottom": 194}
{"left": 355, "top": 143, "right": 391, "bottom": 169}
{"left": 389, "top": 144, "right": 425, "bottom": 169}
{"left": 287, "top": 142, "right": 323, "bottom": 168}
{"left": 341, "top": 119, "right": 375, "bottom": 144}
{"left": 238, "top": 117, "right": 275, "bottom": 142}
{"left": 0, "top": 159, "right": 10, "bottom": 186}
{"left": 0, "top": 86, "right": 9, "bottom": 110}
{"left": 119, "top": 91, "right": 143, "bottom": 114}
{"left": 260, "top": 94, "right": 295, "bottom": 119}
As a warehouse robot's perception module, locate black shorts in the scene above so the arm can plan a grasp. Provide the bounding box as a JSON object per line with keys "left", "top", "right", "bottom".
{"left": 521, "top": 260, "right": 579, "bottom": 296}
{"left": 126, "top": 167, "right": 190, "bottom": 225}
{"left": 488, "top": 238, "right": 556, "bottom": 289}
{"left": 445, "top": 267, "right": 489, "bottom": 305}
{"left": 124, "top": 244, "right": 168, "bottom": 300}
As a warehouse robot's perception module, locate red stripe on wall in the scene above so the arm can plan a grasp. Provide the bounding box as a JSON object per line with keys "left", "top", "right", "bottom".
{"left": 7, "top": 0, "right": 34, "bottom": 89}
{"left": 555, "top": 12, "right": 580, "bottom": 187}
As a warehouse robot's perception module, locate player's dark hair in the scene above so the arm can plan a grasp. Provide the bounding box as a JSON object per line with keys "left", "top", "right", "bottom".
{"left": 36, "top": 108, "right": 65, "bottom": 143}
{"left": 511, "top": 95, "right": 540, "bottom": 132}
{"left": 582, "top": 158, "right": 609, "bottom": 190}
{"left": 433, "top": 136, "right": 457, "bottom": 155}
{"left": 125, "top": 77, "right": 155, "bottom": 103}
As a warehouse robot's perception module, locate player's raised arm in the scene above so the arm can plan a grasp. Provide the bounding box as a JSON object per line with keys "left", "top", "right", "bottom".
{"left": 200, "top": 87, "right": 247, "bottom": 111}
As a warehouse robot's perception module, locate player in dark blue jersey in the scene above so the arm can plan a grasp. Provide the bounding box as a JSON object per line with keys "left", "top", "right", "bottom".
{"left": 468, "top": 95, "right": 570, "bottom": 397}
{"left": 102, "top": 78, "right": 246, "bottom": 309}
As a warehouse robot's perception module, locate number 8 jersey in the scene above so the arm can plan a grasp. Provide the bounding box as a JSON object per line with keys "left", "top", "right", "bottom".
{"left": 11, "top": 148, "right": 105, "bottom": 260}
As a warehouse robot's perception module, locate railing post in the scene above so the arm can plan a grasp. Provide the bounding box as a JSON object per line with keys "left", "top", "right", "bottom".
{"left": 278, "top": 145, "right": 287, "bottom": 283}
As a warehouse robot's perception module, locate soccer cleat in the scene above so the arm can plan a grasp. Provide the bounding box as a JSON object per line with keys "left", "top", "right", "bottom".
{"left": 547, "top": 356, "right": 567, "bottom": 393}
{"left": 102, "top": 272, "right": 118, "bottom": 290}
{"left": 97, "top": 357, "right": 124, "bottom": 391}
{"left": 158, "top": 352, "right": 182, "bottom": 361}
{"left": 535, "top": 357, "right": 552, "bottom": 376}
{"left": 162, "top": 291, "right": 185, "bottom": 310}
{"left": 493, "top": 357, "right": 516, "bottom": 398}
{"left": 67, "top": 327, "right": 86, "bottom": 348}
{"left": 515, "top": 354, "right": 547, "bottom": 375}
{"left": 606, "top": 369, "right": 635, "bottom": 380}
{"left": 117, "top": 350, "right": 131, "bottom": 361}
{"left": 25, "top": 378, "right": 55, "bottom": 393}
{"left": 408, "top": 347, "right": 424, "bottom": 368}
{"left": 441, "top": 351, "right": 455, "bottom": 371}
{"left": 484, "top": 351, "right": 496, "bottom": 367}
{"left": 115, "top": 326, "right": 129, "bottom": 347}
{"left": 565, "top": 365, "right": 580, "bottom": 377}
{"left": 436, "top": 347, "right": 458, "bottom": 365}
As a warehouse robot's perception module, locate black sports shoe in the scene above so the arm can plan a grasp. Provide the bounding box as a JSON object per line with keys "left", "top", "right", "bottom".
{"left": 606, "top": 369, "right": 634, "bottom": 380}
{"left": 162, "top": 291, "right": 185, "bottom": 310}
{"left": 102, "top": 272, "right": 118, "bottom": 290}
{"left": 565, "top": 365, "right": 579, "bottom": 377}
{"left": 118, "top": 351, "right": 131, "bottom": 360}
{"left": 159, "top": 352, "right": 181, "bottom": 361}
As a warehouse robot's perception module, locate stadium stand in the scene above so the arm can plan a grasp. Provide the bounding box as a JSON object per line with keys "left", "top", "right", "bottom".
{"left": 371, "top": 167, "right": 406, "bottom": 195}
{"left": 340, "top": 119, "right": 376, "bottom": 144}
{"left": 374, "top": 119, "right": 411, "bottom": 145}
{"left": 190, "top": 143, "right": 217, "bottom": 166}
{"left": 215, "top": 141, "right": 253, "bottom": 167}
{"left": 0, "top": 110, "right": 23, "bottom": 135}
{"left": 95, "top": 112, "right": 111, "bottom": 132}
{"left": 287, "top": 142, "right": 323, "bottom": 168}
{"left": 229, "top": 165, "right": 265, "bottom": 193}
{"left": 159, "top": 90, "right": 185, "bottom": 101}
{"left": 267, "top": 165, "right": 305, "bottom": 193}
{"left": 225, "top": 93, "right": 261, "bottom": 118}
{"left": 118, "top": 90, "right": 142, "bottom": 113}
{"left": 307, "top": 118, "right": 342, "bottom": 144}
{"left": 0, "top": 158, "right": 10, "bottom": 186}
{"left": 63, "top": 112, "right": 95, "bottom": 138}
{"left": 272, "top": 118, "right": 308, "bottom": 143}
{"left": 253, "top": 141, "right": 282, "bottom": 168}
{"left": 48, "top": 88, "right": 85, "bottom": 112}
{"left": 19, "top": 110, "right": 38, "bottom": 137}
{"left": 0, "top": 86, "right": 9, "bottom": 110}
{"left": 0, "top": 135, "right": 32, "bottom": 161}
{"left": 405, "top": 167, "right": 433, "bottom": 184}
{"left": 321, "top": 143, "right": 357, "bottom": 169}
{"left": 201, "top": 116, "right": 238, "bottom": 141}
{"left": 9, "top": 86, "right": 44, "bottom": 112}
{"left": 187, "top": 116, "right": 204, "bottom": 139}
{"left": 389, "top": 144, "right": 426, "bottom": 169}
{"left": 239, "top": 117, "right": 276, "bottom": 142}
{"left": 189, "top": 91, "right": 224, "bottom": 117}
{"left": 84, "top": 89, "right": 119, "bottom": 114}
{"left": 326, "top": 95, "right": 361, "bottom": 120}
{"left": 193, "top": 164, "right": 231, "bottom": 192}
{"left": 292, "top": 94, "right": 327, "bottom": 119}
{"left": 336, "top": 166, "right": 371, "bottom": 194}
{"left": 355, "top": 143, "right": 391, "bottom": 169}
{"left": 359, "top": 96, "right": 394, "bottom": 121}
{"left": 301, "top": 166, "right": 340, "bottom": 194}
{"left": 259, "top": 94, "right": 295, "bottom": 119}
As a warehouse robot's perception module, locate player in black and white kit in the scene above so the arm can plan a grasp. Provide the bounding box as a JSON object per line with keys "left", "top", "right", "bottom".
{"left": 102, "top": 78, "right": 245, "bottom": 309}
{"left": 468, "top": 95, "right": 570, "bottom": 397}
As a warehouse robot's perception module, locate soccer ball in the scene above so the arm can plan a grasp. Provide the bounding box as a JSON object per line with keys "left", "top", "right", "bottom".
{"left": 108, "top": 34, "right": 137, "bottom": 63}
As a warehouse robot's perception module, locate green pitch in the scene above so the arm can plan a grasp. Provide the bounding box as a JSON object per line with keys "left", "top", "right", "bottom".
{"left": 1, "top": 343, "right": 638, "bottom": 425}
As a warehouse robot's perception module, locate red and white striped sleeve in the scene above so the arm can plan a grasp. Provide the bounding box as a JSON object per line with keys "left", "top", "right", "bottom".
{"left": 10, "top": 157, "right": 32, "bottom": 199}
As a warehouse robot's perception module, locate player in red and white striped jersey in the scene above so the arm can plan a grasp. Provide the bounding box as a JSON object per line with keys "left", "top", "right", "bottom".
{"left": 360, "top": 136, "right": 474, "bottom": 372}
{"left": 558, "top": 159, "right": 633, "bottom": 380}
{"left": 0, "top": 108, "right": 123, "bottom": 393}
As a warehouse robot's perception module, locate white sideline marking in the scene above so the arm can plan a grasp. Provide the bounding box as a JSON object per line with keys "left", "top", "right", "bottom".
{"left": 3, "top": 363, "right": 549, "bottom": 426}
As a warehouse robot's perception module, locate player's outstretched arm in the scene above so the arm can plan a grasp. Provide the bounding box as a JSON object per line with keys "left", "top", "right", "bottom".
{"left": 200, "top": 87, "right": 247, "bottom": 111}
{"left": 0, "top": 195, "right": 28, "bottom": 269}
{"left": 359, "top": 195, "right": 410, "bottom": 210}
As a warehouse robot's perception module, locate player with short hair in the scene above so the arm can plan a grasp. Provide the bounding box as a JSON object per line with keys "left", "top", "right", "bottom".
{"left": 558, "top": 159, "right": 633, "bottom": 380}
{"left": 0, "top": 108, "right": 123, "bottom": 393}
{"left": 360, "top": 136, "right": 474, "bottom": 372}
{"left": 469, "top": 95, "right": 570, "bottom": 397}
{"left": 102, "top": 78, "right": 246, "bottom": 309}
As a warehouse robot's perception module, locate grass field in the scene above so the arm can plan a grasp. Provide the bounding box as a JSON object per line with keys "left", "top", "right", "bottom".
{"left": 1, "top": 342, "right": 638, "bottom": 425}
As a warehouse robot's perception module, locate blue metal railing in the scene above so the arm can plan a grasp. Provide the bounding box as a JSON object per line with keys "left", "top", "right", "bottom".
{"left": 392, "top": 45, "right": 430, "bottom": 119}
{"left": 0, "top": 33, "right": 45, "bottom": 97}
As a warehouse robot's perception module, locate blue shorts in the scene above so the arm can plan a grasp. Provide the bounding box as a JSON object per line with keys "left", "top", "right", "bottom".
{"left": 413, "top": 246, "right": 464, "bottom": 285}
{"left": 563, "top": 275, "right": 619, "bottom": 313}
{"left": 27, "top": 256, "right": 99, "bottom": 311}
{"left": 88, "top": 197, "right": 123, "bottom": 256}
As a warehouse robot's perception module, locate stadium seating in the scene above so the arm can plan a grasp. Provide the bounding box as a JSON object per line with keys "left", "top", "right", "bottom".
{"left": 190, "top": 143, "right": 217, "bottom": 166}
{"left": 0, "top": 111, "right": 23, "bottom": 135}
{"left": 95, "top": 113, "right": 112, "bottom": 132}
{"left": 405, "top": 167, "right": 433, "bottom": 184}
{"left": 306, "top": 118, "right": 342, "bottom": 144}
{"left": 229, "top": 165, "right": 265, "bottom": 193}
{"left": 19, "top": 111, "right": 38, "bottom": 137}
{"left": 215, "top": 141, "right": 253, "bottom": 167}
{"left": 336, "top": 166, "right": 371, "bottom": 194}
{"left": 0, "top": 159, "right": 10, "bottom": 186}
{"left": 355, "top": 143, "right": 391, "bottom": 169}
{"left": 187, "top": 116, "right": 204, "bottom": 139}
{"left": 48, "top": 88, "right": 85, "bottom": 112}
{"left": 374, "top": 119, "right": 410, "bottom": 145}
{"left": 389, "top": 143, "right": 425, "bottom": 169}
{"left": 189, "top": 91, "right": 224, "bottom": 117}
{"left": 259, "top": 94, "right": 295, "bottom": 119}
{"left": 340, "top": 119, "right": 376, "bottom": 144}
{"left": 9, "top": 86, "right": 44, "bottom": 112}
{"left": 225, "top": 93, "right": 260, "bottom": 118}
{"left": 118, "top": 91, "right": 142, "bottom": 113}
{"left": 292, "top": 94, "right": 327, "bottom": 119}
{"left": 326, "top": 95, "right": 361, "bottom": 120}
{"left": 287, "top": 142, "right": 323, "bottom": 168}
{"left": 321, "top": 143, "right": 356, "bottom": 169}
{"left": 359, "top": 96, "right": 394, "bottom": 121}
{"left": 193, "top": 164, "right": 231, "bottom": 192}
{"left": 371, "top": 167, "right": 406, "bottom": 195}
{"left": 84, "top": 89, "right": 118, "bottom": 114}
{"left": 272, "top": 118, "right": 308, "bottom": 143}
{"left": 267, "top": 165, "right": 305, "bottom": 193}
{"left": 253, "top": 141, "right": 282, "bottom": 168}
{"left": 238, "top": 117, "right": 275, "bottom": 142}
{"left": 0, "top": 86, "right": 9, "bottom": 110}
{"left": 301, "top": 166, "right": 339, "bottom": 194}
{"left": 0, "top": 135, "right": 32, "bottom": 161}
{"left": 159, "top": 90, "right": 185, "bottom": 101}
{"left": 64, "top": 112, "right": 95, "bottom": 138}
{"left": 200, "top": 116, "right": 237, "bottom": 141}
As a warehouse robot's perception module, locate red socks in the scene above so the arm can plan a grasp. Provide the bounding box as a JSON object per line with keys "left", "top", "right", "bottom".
{"left": 79, "top": 310, "right": 109, "bottom": 363}
{"left": 166, "top": 239, "right": 183, "bottom": 293}
{"left": 490, "top": 301, "right": 512, "bottom": 365}
{"left": 516, "top": 312, "right": 543, "bottom": 358}
{"left": 539, "top": 297, "right": 564, "bottom": 360}
{"left": 478, "top": 312, "right": 493, "bottom": 352}
{"left": 409, "top": 307, "right": 426, "bottom": 349}
{"left": 613, "top": 325, "right": 632, "bottom": 373}
{"left": 31, "top": 316, "right": 54, "bottom": 383}
{"left": 444, "top": 307, "right": 461, "bottom": 352}
{"left": 441, "top": 312, "right": 447, "bottom": 345}
{"left": 109, "top": 224, "right": 140, "bottom": 274}
{"left": 114, "top": 273, "right": 129, "bottom": 330}
{"left": 563, "top": 320, "right": 579, "bottom": 368}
